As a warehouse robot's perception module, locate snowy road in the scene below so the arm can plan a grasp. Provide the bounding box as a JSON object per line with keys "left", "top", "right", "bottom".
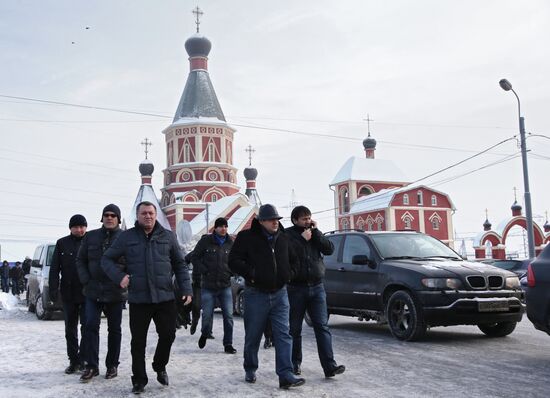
{"left": 1, "top": 296, "right": 549, "bottom": 398}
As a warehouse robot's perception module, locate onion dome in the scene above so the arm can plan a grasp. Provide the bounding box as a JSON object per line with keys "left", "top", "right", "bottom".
{"left": 139, "top": 159, "right": 154, "bottom": 176}
{"left": 363, "top": 135, "right": 377, "bottom": 150}
{"left": 483, "top": 218, "right": 492, "bottom": 231}
{"left": 244, "top": 167, "right": 258, "bottom": 181}
{"left": 511, "top": 200, "right": 522, "bottom": 212}
{"left": 185, "top": 34, "right": 212, "bottom": 57}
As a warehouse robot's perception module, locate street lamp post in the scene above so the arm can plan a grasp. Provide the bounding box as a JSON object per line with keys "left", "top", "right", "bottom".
{"left": 499, "top": 78, "right": 536, "bottom": 259}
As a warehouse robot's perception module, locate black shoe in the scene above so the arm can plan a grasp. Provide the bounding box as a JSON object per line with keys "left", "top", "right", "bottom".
{"left": 80, "top": 368, "right": 99, "bottom": 383}
{"left": 78, "top": 363, "right": 86, "bottom": 372}
{"left": 224, "top": 345, "right": 237, "bottom": 354}
{"left": 263, "top": 337, "right": 272, "bottom": 349}
{"left": 198, "top": 334, "right": 207, "bottom": 349}
{"left": 64, "top": 363, "right": 79, "bottom": 374}
{"left": 293, "top": 364, "right": 301, "bottom": 375}
{"left": 132, "top": 383, "right": 145, "bottom": 394}
{"left": 190, "top": 320, "right": 198, "bottom": 335}
{"left": 245, "top": 372, "right": 256, "bottom": 383}
{"left": 105, "top": 367, "right": 118, "bottom": 379}
{"left": 279, "top": 377, "right": 305, "bottom": 389}
{"left": 156, "top": 370, "right": 169, "bottom": 386}
{"left": 207, "top": 333, "right": 215, "bottom": 339}
{"left": 325, "top": 364, "right": 346, "bottom": 378}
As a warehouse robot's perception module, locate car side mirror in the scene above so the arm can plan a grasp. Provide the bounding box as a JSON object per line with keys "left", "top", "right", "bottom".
{"left": 31, "top": 259, "right": 42, "bottom": 268}
{"left": 352, "top": 255, "right": 375, "bottom": 268}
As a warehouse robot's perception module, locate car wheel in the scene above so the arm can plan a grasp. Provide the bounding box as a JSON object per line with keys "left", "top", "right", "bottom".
{"left": 35, "top": 293, "right": 52, "bottom": 320}
{"left": 386, "top": 290, "right": 427, "bottom": 341}
{"left": 27, "top": 290, "right": 35, "bottom": 313}
{"left": 304, "top": 311, "right": 330, "bottom": 327}
{"left": 478, "top": 321, "right": 517, "bottom": 337}
{"left": 235, "top": 290, "right": 245, "bottom": 316}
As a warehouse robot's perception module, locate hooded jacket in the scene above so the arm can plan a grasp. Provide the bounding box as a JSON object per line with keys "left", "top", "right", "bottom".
{"left": 228, "top": 218, "right": 298, "bottom": 291}
{"left": 76, "top": 226, "right": 127, "bottom": 302}
{"left": 285, "top": 225, "right": 334, "bottom": 286}
{"left": 101, "top": 221, "right": 191, "bottom": 304}
{"left": 192, "top": 233, "right": 233, "bottom": 290}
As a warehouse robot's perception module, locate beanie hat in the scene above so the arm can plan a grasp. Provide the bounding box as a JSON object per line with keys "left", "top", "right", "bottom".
{"left": 214, "top": 217, "right": 228, "bottom": 228}
{"left": 101, "top": 203, "right": 121, "bottom": 224}
{"left": 69, "top": 214, "right": 87, "bottom": 228}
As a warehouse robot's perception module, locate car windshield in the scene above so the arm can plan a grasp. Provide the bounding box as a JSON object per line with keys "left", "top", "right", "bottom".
{"left": 487, "top": 260, "right": 522, "bottom": 271}
{"left": 370, "top": 233, "right": 461, "bottom": 260}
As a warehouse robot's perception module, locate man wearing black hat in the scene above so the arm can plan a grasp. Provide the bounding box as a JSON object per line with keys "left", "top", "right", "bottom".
{"left": 101, "top": 201, "right": 192, "bottom": 394}
{"left": 76, "top": 204, "right": 126, "bottom": 382}
{"left": 229, "top": 204, "right": 305, "bottom": 389}
{"left": 49, "top": 214, "right": 88, "bottom": 374}
{"left": 192, "top": 217, "right": 236, "bottom": 354}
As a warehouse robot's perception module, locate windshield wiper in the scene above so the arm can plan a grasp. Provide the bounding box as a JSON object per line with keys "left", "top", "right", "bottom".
{"left": 421, "top": 255, "right": 462, "bottom": 261}
{"left": 384, "top": 256, "right": 424, "bottom": 260}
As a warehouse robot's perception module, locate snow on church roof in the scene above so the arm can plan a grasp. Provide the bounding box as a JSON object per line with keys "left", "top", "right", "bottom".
{"left": 330, "top": 156, "right": 409, "bottom": 186}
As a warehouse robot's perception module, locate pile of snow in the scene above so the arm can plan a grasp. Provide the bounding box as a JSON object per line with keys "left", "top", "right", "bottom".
{"left": 0, "top": 292, "right": 19, "bottom": 311}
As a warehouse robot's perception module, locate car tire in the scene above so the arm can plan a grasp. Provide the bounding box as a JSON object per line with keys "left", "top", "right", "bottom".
{"left": 235, "top": 290, "right": 245, "bottom": 316}
{"left": 478, "top": 321, "right": 517, "bottom": 337}
{"left": 304, "top": 311, "right": 330, "bottom": 327}
{"left": 27, "top": 290, "right": 35, "bottom": 313}
{"left": 386, "top": 290, "right": 427, "bottom": 341}
{"left": 35, "top": 293, "right": 52, "bottom": 320}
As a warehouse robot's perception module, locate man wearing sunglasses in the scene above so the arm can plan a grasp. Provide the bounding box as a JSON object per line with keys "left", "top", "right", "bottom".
{"left": 76, "top": 204, "right": 126, "bottom": 383}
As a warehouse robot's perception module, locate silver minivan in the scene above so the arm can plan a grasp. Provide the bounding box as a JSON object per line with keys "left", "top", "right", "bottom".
{"left": 27, "top": 243, "right": 63, "bottom": 320}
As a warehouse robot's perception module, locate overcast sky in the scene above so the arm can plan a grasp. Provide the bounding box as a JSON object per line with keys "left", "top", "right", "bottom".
{"left": 1, "top": 0, "right": 550, "bottom": 260}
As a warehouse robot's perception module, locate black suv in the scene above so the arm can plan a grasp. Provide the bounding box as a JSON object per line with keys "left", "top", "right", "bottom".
{"left": 526, "top": 244, "right": 550, "bottom": 335}
{"left": 321, "top": 230, "right": 524, "bottom": 341}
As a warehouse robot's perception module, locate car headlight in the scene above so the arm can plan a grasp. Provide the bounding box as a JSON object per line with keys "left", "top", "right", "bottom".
{"left": 505, "top": 276, "right": 520, "bottom": 289}
{"left": 421, "top": 278, "right": 462, "bottom": 290}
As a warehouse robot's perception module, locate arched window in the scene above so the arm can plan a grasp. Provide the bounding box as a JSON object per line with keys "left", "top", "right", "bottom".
{"left": 211, "top": 193, "right": 218, "bottom": 202}
{"left": 340, "top": 187, "right": 350, "bottom": 213}
{"left": 417, "top": 190, "right": 423, "bottom": 206}
{"left": 359, "top": 186, "right": 373, "bottom": 197}
{"left": 208, "top": 142, "right": 215, "bottom": 162}
{"left": 485, "top": 241, "right": 493, "bottom": 259}
{"left": 432, "top": 218, "right": 440, "bottom": 230}
{"left": 357, "top": 219, "right": 365, "bottom": 231}
{"left": 404, "top": 217, "right": 412, "bottom": 230}
{"left": 341, "top": 218, "right": 350, "bottom": 230}
{"left": 403, "top": 194, "right": 409, "bottom": 205}
{"left": 431, "top": 195, "right": 437, "bottom": 206}
{"left": 184, "top": 143, "right": 191, "bottom": 163}
{"left": 377, "top": 219, "right": 383, "bottom": 231}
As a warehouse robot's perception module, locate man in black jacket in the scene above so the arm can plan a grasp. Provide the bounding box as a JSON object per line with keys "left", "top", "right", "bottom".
{"left": 229, "top": 204, "right": 305, "bottom": 389}
{"left": 76, "top": 204, "right": 126, "bottom": 383}
{"left": 49, "top": 214, "right": 88, "bottom": 374}
{"left": 101, "top": 201, "right": 192, "bottom": 395}
{"left": 192, "top": 217, "right": 236, "bottom": 354}
{"left": 286, "top": 206, "right": 345, "bottom": 378}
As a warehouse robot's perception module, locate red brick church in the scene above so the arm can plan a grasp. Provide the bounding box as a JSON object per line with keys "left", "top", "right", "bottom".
{"left": 330, "top": 129, "right": 456, "bottom": 247}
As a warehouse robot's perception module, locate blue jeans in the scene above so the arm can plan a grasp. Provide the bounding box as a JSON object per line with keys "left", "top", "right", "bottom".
{"left": 243, "top": 286, "right": 294, "bottom": 381}
{"left": 288, "top": 283, "right": 337, "bottom": 373}
{"left": 83, "top": 298, "right": 124, "bottom": 369}
{"left": 201, "top": 287, "right": 233, "bottom": 346}
{"left": 62, "top": 301, "right": 86, "bottom": 365}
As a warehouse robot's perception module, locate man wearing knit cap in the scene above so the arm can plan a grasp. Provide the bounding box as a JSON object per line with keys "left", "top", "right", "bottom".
{"left": 49, "top": 214, "right": 88, "bottom": 374}
{"left": 192, "top": 217, "right": 236, "bottom": 354}
{"left": 76, "top": 204, "right": 126, "bottom": 382}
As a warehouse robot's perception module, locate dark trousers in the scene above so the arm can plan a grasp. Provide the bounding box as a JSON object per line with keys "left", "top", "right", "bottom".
{"left": 288, "top": 283, "right": 337, "bottom": 373}
{"left": 62, "top": 300, "right": 87, "bottom": 365}
{"left": 243, "top": 286, "right": 294, "bottom": 381}
{"left": 11, "top": 278, "right": 21, "bottom": 295}
{"left": 84, "top": 298, "right": 124, "bottom": 370}
{"left": 1, "top": 277, "right": 9, "bottom": 293}
{"left": 191, "top": 284, "right": 201, "bottom": 328}
{"left": 200, "top": 287, "right": 234, "bottom": 345}
{"left": 129, "top": 300, "right": 177, "bottom": 386}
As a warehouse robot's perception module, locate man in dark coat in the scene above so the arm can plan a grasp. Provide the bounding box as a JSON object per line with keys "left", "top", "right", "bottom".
{"left": 22, "top": 257, "right": 31, "bottom": 291}
{"left": 228, "top": 204, "right": 305, "bottom": 389}
{"left": 49, "top": 214, "right": 88, "bottom": 374}
{"left": 1, "top": 260, "right": 10, "bottom": 293}
{"left": 101, "top": 201, "right": 192, "bottom": 395}
{"left": 286, "top": 205, "right": 345, "bottom": 378}
{"left": 9, "top": 262, "right": 23, "bottom": 295}
{"left": 192, "top": 217, "right": 236, "bottom": 354}
{"left": 76, "top": 204, "right": 127, "bottom": 382}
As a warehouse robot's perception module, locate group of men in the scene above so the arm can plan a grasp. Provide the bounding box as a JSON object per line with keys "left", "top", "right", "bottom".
{"left": 1, "top": 257, "right": 30, "bottom": 295}
{"left": 49, "top": 201, "right": 344, "bottom": 394}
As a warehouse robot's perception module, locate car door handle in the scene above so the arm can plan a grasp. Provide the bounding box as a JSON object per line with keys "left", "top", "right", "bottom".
{"left": 338, "top": 267, "right": 346, "bottom": 272}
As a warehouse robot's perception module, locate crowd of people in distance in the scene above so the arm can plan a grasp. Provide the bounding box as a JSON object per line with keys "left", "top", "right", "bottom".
{"left": 1, "top": 257, "right": 31, "bottom": 296}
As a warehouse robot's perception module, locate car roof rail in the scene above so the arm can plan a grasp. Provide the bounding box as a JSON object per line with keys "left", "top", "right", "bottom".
{"left": 324, "top": 229, "right": 366, "bottom": 235}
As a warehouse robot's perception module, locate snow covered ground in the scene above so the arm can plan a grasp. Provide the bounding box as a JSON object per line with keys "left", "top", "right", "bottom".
{"left": 1, "top": 293, "right": 549, "bottom": 398}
